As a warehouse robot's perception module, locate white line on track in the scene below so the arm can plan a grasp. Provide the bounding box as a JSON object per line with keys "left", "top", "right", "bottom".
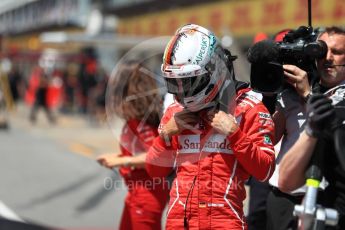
{"left": 0, "top": 200, "right": 24, "bottom": 222}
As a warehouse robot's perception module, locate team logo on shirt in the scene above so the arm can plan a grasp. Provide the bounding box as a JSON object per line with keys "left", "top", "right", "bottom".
{"left": 177, "top": 134, "right": 233, "bottom": 154}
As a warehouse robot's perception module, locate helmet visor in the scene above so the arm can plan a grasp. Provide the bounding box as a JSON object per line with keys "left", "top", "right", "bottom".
{"left": 165, "top": 73, "right": 211, "bottom": 97}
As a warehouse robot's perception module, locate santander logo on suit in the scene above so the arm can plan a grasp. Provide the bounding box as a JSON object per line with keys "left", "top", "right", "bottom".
{"left": 177, "top": 134, "right": 233, "bottom": 154}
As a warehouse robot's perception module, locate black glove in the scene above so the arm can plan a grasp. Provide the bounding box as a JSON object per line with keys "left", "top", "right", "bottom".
{"left": 305, "top": 94, "right": 335, "bottom": 138}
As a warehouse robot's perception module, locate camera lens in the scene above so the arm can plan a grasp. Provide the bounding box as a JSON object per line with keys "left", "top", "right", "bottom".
{"left": 304, "top": 40, "right": 327, "bottom": 59}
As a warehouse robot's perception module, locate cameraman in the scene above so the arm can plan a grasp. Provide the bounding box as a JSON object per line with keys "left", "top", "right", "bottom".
{"left": 279, "top": 26, "right": 345, "bottom": 229}
{"left": 264, "top": 29, "right": 312, "bottom": 230}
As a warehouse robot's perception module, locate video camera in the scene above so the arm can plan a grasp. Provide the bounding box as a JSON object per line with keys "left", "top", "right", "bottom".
{"left": 278, "top": 26, "right": 327, "bottom": 69}
{"left": 248, "top": 26, "right": 327, "bottom": 94}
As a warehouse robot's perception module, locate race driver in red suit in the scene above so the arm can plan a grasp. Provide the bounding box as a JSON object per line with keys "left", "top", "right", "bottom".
{"left": 146, "top": 24, "right": 275, "bottom": 230}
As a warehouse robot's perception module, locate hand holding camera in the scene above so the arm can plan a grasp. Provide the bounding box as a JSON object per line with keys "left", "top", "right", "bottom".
{"left": 283, "top": 64, "right": 311, "bottom": 99}
{"left": 305, "top": 94, "right": 335, "bottom": 138}
{"left": 248, "top": 26, "right": 327, "bottom": 95}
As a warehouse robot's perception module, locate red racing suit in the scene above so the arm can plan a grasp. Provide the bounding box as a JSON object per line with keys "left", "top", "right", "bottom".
{"left": 146, "top": 88, "right": 275, "bottom": 230}
{"left": 118, "top": 119, "right": 170, "bottom": 230}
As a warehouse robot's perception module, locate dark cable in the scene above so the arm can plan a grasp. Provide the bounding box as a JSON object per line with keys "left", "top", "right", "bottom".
{"left": 184, "top": 175, "right": 197, "bottom": 230}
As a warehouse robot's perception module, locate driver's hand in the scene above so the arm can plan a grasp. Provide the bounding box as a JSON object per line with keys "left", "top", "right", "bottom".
{"left": 209, "top": 110, "right": 239, "bottom": 136}
{"left": 160, "top": 110, "right": 200, "bottom": 138}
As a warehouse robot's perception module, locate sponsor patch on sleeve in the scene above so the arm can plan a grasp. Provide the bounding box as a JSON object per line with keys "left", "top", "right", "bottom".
{"left": 259, "top": 112, "right": 271, "bottom": 119}
{"left": 263, "top": 134, "right": 273, "bottom": 145}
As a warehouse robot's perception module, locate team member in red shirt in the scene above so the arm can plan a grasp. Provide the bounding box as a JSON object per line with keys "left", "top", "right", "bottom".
{"left": 146, "top": 24, "right": 275, "bottom": 230}
{"left": 97, "top": 61, "right": 170, "bottom": 230}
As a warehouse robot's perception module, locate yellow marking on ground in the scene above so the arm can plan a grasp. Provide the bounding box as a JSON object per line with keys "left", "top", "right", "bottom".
{"left": 69, "top": 143, "right": 95, "bottom": 158}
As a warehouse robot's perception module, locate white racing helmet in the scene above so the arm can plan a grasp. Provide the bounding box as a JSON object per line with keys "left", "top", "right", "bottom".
{"left": 162, "top": 24, "right": 235, "bottom": 112}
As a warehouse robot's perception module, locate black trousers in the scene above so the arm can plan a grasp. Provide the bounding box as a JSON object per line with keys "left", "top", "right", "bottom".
{"left": 266, "top": 187, "right": 303, "bottom": 230}
{"left": 247, "top": 178, "right": 271, "bottom": 230}
{"left": 29, "top": 101, "right": 56, "bottom": 124}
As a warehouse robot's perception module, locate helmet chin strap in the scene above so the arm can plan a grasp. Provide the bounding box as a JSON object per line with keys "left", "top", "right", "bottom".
{"left": 215, "top": 72, "right": 237, "bottom": 114}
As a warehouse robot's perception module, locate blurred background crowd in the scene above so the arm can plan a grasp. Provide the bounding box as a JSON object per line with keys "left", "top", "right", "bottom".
{"left": 0, "top": 0, "right": 343, "bottom": 127}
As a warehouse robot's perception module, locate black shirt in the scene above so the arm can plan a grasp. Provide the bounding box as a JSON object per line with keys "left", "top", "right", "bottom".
{"left": 311, "top": 82, "right": 345, "bottom": 229}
